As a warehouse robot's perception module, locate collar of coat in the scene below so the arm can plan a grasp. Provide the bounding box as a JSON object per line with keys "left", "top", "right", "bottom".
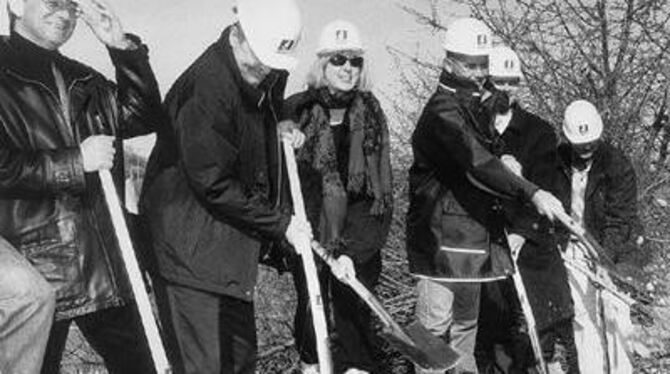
{"left": 0, "top": 32, "right": 94, "bottom": 84}
{"left": 437, "top": 69, "right": 481, "bottom": 98}
{"left": 557, "top": 141, "right": 612, "bottom": 184}
{"left": 214, "top": 26, "right": 288, "bottom": 110}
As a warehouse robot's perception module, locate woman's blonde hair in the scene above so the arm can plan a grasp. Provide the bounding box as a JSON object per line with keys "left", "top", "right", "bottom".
{"left": 305, "top": 53, "right": 373, "bottom": 92}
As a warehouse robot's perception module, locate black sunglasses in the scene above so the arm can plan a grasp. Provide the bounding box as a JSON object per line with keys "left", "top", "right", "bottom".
{"left": 328, "top": 54, "right": 364, "bottom": 68}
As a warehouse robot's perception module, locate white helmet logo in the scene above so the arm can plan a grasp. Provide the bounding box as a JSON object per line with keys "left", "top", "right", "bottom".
{"left": 477, "top": 34, "right": 488, "bottom": 48}
{"left": 277, "top": 39, "right": 297, "bottom": 53}
{"left": 335, "top": 29, "right": 349, "bottom": 42}
{"left": 578, "top": 124, "right": 589, "bottom": 135}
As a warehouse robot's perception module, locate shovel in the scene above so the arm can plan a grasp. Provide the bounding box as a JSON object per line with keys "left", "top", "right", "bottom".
{"left": 99, "top": 170, "right": 171, "bottom": 373}
{"left": 310, "top": 241, "right": 461, "bottom": 370}
{"left": 282, "top": 139, "right": 334, "bottom": 374}
{"left": 281, "top": 137, "right": 459, "bottom": 371}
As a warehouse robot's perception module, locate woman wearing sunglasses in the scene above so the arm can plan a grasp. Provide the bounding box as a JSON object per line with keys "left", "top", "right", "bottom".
{"left": 284, "top": 20, "right": 393, "bottom": 374}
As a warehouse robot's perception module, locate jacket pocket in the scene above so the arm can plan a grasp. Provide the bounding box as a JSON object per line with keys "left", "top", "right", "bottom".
{"left": 17, "top": 216, "right": 84, "bottom": 302}
{"left": 439, "top": 193, "right": 489, "bottom": 252}
{"left": 433, "top": 193, "right": 490, "bottom": 278}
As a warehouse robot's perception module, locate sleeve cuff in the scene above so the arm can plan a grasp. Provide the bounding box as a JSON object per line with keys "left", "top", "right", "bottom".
{"left": 46, "top": 147, "right": 86, "bottom": 192}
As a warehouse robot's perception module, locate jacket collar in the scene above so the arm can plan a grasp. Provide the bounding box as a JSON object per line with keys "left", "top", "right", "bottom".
{"left": 558, "top": 142, "right": 607, "bottom": 197}
{"left": 0, "top": 32, "right": 93, "bottom": 83}
{"left": 437, "top": 69, "right": 481, "bottom": 97}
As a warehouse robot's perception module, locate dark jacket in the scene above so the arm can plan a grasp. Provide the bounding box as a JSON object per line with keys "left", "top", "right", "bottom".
{"left": 556, "top": 141, "right": 641, "bottom": 266}
{"left": 140, "top": 27, "right": 291, "bottom": 301}
{"left": 0, "top": 33, "right": 162, "bottom": 319}
{"left": 493, "top": 105, "right": 573, "bottom": 329}
{"left": 406, "top": 71, "right": 539, "bottom": 281}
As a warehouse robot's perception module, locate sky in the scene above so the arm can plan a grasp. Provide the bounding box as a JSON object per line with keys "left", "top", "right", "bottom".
{"left": 62, "top": 0, "right": 468, "bottom": 97}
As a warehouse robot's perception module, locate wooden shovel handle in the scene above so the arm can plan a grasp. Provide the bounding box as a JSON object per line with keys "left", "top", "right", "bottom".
{"left": 282, "top": 139, "right": 334, "bottom": 374}
{"left": 99, "top": 170, "right": 171, "bottom": 373}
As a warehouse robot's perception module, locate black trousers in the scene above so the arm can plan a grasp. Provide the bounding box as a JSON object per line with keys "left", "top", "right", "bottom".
{"left": 153, "top": 278, "right": 256, "bottom": 374}
{"left": 475, "top": 279, "right": 580, "bottom": 374}
{"left": 41, "top": 303, "right": 156, "bottom": 374}
{"left": 293, "top": 251, "right": 382, "bottom": 373}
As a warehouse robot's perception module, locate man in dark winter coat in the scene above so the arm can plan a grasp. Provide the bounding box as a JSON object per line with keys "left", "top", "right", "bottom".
{"left": 406, "top": 18, "right": 567, "bottom": 374}
{"left": 0, "top": 0, "right": 162, "bottom": 372}
{"left": 140, "top": 0, "right": 310, "bottom": 373}
{"left": 475, "top": 46, "right": 578, "bottom": 374}
{"left": 554, "top": 99, "right": 642, "bottom": 373}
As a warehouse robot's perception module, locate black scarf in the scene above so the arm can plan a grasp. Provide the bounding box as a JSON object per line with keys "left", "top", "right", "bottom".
{"left": 297, "top": 87, "right": 392, "bottom": 244}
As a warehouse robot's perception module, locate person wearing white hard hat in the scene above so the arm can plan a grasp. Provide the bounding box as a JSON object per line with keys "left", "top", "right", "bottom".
{"left": 0, "top": 0, "right": 164, "bottom": 372}
{"left": 475, "top": 46, "right": 579, "bottom": 374}
{"left": 282, "top": 19, "right": 391, "bottom": 374}
{"left": 406, "top": 18, "right": 568, "bottom": 374}
{"left": 140, "top": 0, "right": 309, "bottom": 373}
{"left": 554, "top": 100, "right": 642, "bottom": 374}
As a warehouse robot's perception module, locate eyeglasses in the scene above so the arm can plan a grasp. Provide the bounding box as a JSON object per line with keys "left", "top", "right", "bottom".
{"left": 42, "top": 0, "right": 78, "bottom": 12}
{"left": 328, "top": 54, "right": 364, "bottom": 68}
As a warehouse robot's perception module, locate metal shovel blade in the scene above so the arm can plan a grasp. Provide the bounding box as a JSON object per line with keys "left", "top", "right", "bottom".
{"left": 380, "top": 320, "right": 460, "bottom": 370}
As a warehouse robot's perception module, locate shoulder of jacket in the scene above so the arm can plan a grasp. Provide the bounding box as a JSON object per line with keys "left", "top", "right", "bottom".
{"left": 427, "top": 88, "right": 460, "bottom": 114}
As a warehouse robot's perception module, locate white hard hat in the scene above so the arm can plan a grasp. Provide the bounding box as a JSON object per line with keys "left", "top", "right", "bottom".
{"left": 235, "top": 0, "right": 302, "bottom": 71}
{"left": 442, "top": 17, "right": 492, "bottom": 57}
{"left": 489, "top": 45, "right": 523, "bottom": 80}
{"left": 563, "top": 100, "right": 604, "bottom": 144}
{"left": 316, "top": 19, "right": 364, "bottom": 56}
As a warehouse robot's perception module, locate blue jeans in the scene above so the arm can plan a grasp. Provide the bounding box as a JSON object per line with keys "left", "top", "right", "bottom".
{"left": 0, "top": 237, "right": 55, "bottom": 374}
{"left": 414, "top": 278, "right": 481, "bottom": 374}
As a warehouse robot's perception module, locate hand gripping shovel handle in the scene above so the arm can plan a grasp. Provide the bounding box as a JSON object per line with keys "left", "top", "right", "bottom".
{"left": 282, "top": 139, "right": 334, "bottom": 374}
{"left": 99, "top": 170, "right": 171, "bottom": 374}
{"left": 309, "top": 241, "right": 414, "bottom": 345}
{"left": 310, "top": 237, "right": 460, "bottom": 370}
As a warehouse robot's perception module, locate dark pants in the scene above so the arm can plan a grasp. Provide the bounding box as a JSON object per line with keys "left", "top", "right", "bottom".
{"left": 476, "top": 280, "right": 580, "bottom": 374}
{"left": 41, "top": 303, "right": 155, "bottom": 374}
{"left": 293, "top": 251, "right": 382, "bottom": 373}
{"left": 153, "top": 279, "right": 256, "bottom": 374}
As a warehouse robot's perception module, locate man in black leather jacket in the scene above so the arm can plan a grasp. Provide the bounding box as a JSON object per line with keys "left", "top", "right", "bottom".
{"left": 0, "top": 0, "right": 162, "bottom": 372}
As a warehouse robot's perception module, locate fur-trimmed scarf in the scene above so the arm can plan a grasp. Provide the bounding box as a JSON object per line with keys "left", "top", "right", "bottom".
{"left": 296, "top": 87, "right": 393, "bottom": 244}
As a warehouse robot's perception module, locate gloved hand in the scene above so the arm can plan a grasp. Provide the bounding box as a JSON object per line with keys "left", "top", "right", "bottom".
{"left": 284, "top": 215, "right": 313, "bottom": 256}
{"left": 531, "top": 190, "right": 566, "bottom": 222}
{"left": 279, "top": 120, "right": 306, "bottom": 149}
{"left": 501, "top": 154, "right": 523, "bottom": 176}
{"left": 330, "top": 255, "right": 356, "bottom": 283}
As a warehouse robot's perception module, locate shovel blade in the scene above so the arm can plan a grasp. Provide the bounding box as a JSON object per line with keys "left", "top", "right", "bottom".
{"left": 381, "top": 321, "right": 460, "bottom": 370}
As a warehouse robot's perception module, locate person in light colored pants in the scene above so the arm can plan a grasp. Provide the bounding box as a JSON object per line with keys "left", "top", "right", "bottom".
{"left": 565, "top": 242, "right": 633, "bottom": 374}
{"left": 0, "top": 237, "right": 55, "bottom": 374}
{"left": 414, "top": 279, "right": 481, "bottom": 374}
